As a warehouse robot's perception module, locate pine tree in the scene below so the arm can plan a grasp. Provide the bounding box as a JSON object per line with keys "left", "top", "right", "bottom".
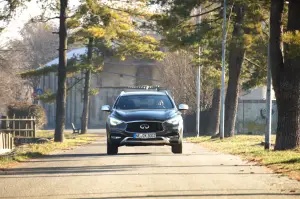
{"left": 20, "top": 0, "right": 164, "bottom": 138}
{"left": 149, "top": 0, "right": 268, "bottom": 137}
{"left": 269, "top": 0, "right": 300, "bottom": 150}
{"left": 55, "top": 0, "right": 68, "bottom": 142}
{"left": 0, "top": 0, "right": 28, "bottom": 32}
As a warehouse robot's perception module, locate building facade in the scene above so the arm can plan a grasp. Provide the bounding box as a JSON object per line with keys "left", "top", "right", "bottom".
{"left": 40, "top": 48, "right": 162, "bottom": 129}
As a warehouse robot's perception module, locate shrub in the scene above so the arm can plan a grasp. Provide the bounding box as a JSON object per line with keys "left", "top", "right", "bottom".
{"left": 7, "top": 102, "right": 47, "bottom": 129}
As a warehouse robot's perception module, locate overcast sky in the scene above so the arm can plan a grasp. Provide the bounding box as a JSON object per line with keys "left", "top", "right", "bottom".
{"left": 0, "top": 0, "right": 159, "bottom": 46}
{"left": 0, "top": 0, "right": 80, "bottom": 45}
{"left": 1, "top": 2, "right": 41, "bottom": 44}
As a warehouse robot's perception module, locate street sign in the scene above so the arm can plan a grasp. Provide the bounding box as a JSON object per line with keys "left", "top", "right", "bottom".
{"left": 35, "top": 88, "right": 43, "bottom": 96}
{"left": 32, "top": 88, "right": 43, "bottom": 99}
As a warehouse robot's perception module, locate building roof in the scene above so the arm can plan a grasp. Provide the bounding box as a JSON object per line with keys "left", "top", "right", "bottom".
{"left": 42, "top": 47, "right": 157, "bottom": 69}
{"left": 43, "top": 48, "right": 87, "bottom": 68}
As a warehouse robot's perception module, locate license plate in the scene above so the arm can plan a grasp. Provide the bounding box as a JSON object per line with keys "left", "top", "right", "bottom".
{"left": 134, "top": 133, "right": 156, "bottom": 139}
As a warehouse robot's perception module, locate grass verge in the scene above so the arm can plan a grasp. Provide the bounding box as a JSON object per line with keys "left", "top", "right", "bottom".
{"left": 187, "top": 135, "right": 300, "bottom": 181}
{"left": 0, "top": 131, "right": 99, "bottom": 168}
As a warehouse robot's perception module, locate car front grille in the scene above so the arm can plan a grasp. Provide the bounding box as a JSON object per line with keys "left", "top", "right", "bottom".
{"left": 126, "top": 122, "right": 163, "bottom": 133}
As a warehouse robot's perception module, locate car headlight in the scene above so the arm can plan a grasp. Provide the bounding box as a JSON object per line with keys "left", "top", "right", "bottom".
{"left": 166, "top": 115, "right": 182, "bottom": 125}
{"left": 109, "top": 117, "right": 123, "bottom": 126}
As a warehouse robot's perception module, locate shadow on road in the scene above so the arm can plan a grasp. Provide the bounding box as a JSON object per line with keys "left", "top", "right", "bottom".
{"left": 0, "top": 191, "right": 299, "bottom": 198}
{"left": 77, "top": 193, "right": 300, "bottom": 199}
{"left": 43, "top": 153, "right": 152, "bottom": 158}
{"left": 0, "top": 163, "right": 272, "bottom": 177}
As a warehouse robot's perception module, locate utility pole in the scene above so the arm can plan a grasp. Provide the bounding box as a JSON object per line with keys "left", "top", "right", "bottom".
{"left": 220, "top": 0, "right": 227, "bottom": 140}
{"left": 196, "top": 6, "right": 202, "bottom": 137}
{"left": 265, "top": 44, "right": 272, "bottom": 150}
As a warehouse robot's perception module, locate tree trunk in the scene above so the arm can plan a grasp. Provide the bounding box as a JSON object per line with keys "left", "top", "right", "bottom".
{"left": 270, "top": 0, "right": 300, "bottom": 150}
{"left": 32, "top": 77, "right": 40, "bottom": 105}
{"left": 207, "top": 88, "right": 221, "bottom": 136}
{"left": 81, "top": 37, "right": 94, "bottom": 134}
{"left": 224, "top": 4, "right": 246, "bottom": 137}
{"left": 275, "top": 74, "right": 300, "bottom": 150}
{"left": 54, "top": 0, "right": 68, "bottom": 142}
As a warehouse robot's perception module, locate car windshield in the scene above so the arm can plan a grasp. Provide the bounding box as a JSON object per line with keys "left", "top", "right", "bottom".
{"left": 115, "top": 95, "right": 174, "bottom": 110}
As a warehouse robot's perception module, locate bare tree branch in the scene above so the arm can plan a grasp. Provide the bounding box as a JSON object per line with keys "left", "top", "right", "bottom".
{"left": 31, "top": 16, "right": 60, "bottom": 23}
{"left": 244, "top": 57, "right": 261, "bottom": 68}
{"left": 190, "top": 6, "right": 222, "bottom": 18}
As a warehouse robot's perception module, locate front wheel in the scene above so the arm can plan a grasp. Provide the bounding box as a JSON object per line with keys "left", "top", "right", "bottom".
{"left": 107, "top": 138, "right": 118, "bottom": 155}
{"left": 172, "top": 142, "right": 182, "bottom": 154}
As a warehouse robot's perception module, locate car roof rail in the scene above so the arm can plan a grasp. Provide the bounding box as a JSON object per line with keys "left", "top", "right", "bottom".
{"left": 164, "top": 90, "right": 169, "bottom": 95}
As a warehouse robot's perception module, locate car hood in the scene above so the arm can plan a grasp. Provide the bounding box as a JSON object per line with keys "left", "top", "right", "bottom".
{"left": 111, "top": 109, "right": 179, "bottom": 122}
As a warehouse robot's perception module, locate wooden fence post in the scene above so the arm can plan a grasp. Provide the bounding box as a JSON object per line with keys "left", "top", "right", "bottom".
{"left": 0, "top": 117, "right": 36, "bottom": 139}
{"left": 25, "top": 119, "right": 28, "bottom": 137}
{"left": 12, "top": 114, "right": 15, "bottom": 136}
{"left": 33, "top": 117, "right": 36, "bottom": 138}
{"left": 4, "top": 133, "right": 6, "bottom": 149}
{"left": 30, "top": 116, "right": 32, "bottom": 137}
{"left": 7, "top": 133, "right": 12, "bottom": 149}
{"left": 0, "top": 133, "right": 3, "bottom": 149}
{"left": 10, "top": 133, "right": 14, "bottom": 149}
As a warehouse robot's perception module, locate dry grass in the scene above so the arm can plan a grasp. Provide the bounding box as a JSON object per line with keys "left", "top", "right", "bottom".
{"left": 187, "top": 135, "right": 300, "bottom": 181}
{"left": 0, "top": 131, "right": 99, "bottom": 168}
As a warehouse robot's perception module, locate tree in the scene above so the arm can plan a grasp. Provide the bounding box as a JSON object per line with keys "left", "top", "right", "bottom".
{"left": 0, "top": 0, "right": 28, "bottom": 32}
{"left": 223, "top": 3, "right": 246, "bottom": 137}
{"left": 0, "top": 0, "right": 39, "bottom": 109}
{"left": 149, "top": 1, "right": 225, "bottom": 136}
{"left": 160, "top": 45, "right": 226, "bottom": 135}
{"left": 269, "top": 0, "right": 300, "bottom": 150}
{"left": 81, "top": 38, "right": 93, "bottom": 134}
{"left": 159, "top": 50, "right": 196, "bottom": 111}
{"left": 207, "top": 88, "right": 221, "bottom": 136}
{"left": 241, "top": 30, "right": 268, "bottom": 91}
{"left": 0, "top": 52, "right": 26, "bottom": 112}
{"left": 55, "top": 0, "right": 68, "bottom": 142}
{"left": 224, "top": 2, "right": 269, "bottom": 137}
{"left": 149, "top": 0, "right": 268, "bottom": 137}
{"left": 20, "top": 0, "right": 164, "bottom": 137}
{"left": 60, "top": 0, "right": 163, "bottom": 135}
{"left": 11, "top": 22, "right": 58, "bottom": 98}
{"left": 0, "top": 42, "right": 35, "bottom": 113}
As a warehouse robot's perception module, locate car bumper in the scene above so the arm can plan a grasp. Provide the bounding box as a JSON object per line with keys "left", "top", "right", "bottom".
{"left": 110, "top": 135, "right": 180, "bottom": 146}
{"left": 107, "top": 124, "right": 182, "bottom": 146}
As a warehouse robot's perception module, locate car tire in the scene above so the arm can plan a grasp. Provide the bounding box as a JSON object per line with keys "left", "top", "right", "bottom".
{"left": 172, "top": 142, "right": 182, "bottom": 154}
{"left": 107, "top": 138, "right": 118, "bottom": 155}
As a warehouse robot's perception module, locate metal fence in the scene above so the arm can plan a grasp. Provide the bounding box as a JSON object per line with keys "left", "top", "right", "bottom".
{"left": 181, "top": 100, "right": 278, "bottom": 136}
{"left": 235, "top": 100, "right": 277, "bottom": 134}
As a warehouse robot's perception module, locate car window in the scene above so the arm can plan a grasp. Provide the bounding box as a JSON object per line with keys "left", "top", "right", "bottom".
{"left": 115, "top": 95, "right": 174, "bottom": 110}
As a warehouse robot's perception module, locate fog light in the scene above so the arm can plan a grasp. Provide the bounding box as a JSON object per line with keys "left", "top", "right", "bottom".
{"left": 111, "top": 136, "right": 121, "bottom": 139}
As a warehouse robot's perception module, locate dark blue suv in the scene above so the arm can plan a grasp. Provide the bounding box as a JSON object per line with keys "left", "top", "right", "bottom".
{"left": 101, "top": 91, "right": 189, "bottom": 155}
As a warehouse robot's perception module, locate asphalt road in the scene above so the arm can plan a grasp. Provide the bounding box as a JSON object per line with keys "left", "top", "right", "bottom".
{"left": 0, "top": 135, "right": 299, "bottom": 199}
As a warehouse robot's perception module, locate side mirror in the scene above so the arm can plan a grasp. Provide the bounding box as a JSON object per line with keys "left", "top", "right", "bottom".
{"left": 101, "top": 105, "right": 111, "bottom": 112}
{"left": 178, "top": 104, "right": 189, "bottom": 111}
